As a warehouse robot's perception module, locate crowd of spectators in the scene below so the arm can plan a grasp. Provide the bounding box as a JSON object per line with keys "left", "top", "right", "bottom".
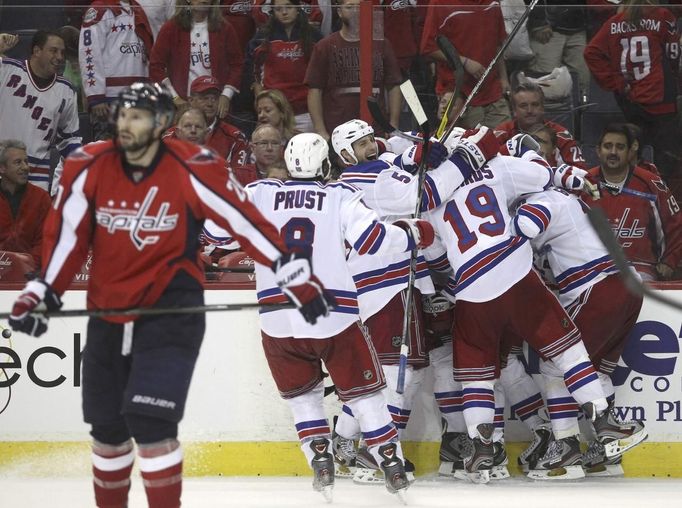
{"left": 1, "top": 0, "right": 682, "bottom": 282}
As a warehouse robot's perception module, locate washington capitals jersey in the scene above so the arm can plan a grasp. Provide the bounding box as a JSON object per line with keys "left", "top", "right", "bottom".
{"left": 0, "top": 58, "right": 81, "bottom": 189}
{"left": 43, "top": 138, "right": 286, "bottom": 322}
{"left": 246, "top": 178, "right": 414, "bottom": 339}
{"left": 424, "top": 155, "right": 552, "bottom": 303}
{"left": 515, "top": 188, "right": 619, "bottom": 306}
{"left": 339, "top": 156, "right": 468, "bottom": 319}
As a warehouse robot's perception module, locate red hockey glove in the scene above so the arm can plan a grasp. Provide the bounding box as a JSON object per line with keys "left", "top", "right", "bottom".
{"left": 393, "top": 219, "right": 435, "bottom": 249}
{"left": 454, "top": 126, "right": 499, "bottom": 169}
{"left": 273, "top": 253, "right": 337, "bottom": 325}
{"left": 9, "top": 279, "right": 62, "bottom": 337}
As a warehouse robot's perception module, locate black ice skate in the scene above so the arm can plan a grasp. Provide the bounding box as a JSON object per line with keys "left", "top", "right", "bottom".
{"left": 462, "top": 424, "right": 494, "bottom": 484}
{"left": 310, "top": 438, "right": 335, "bottom": 503}
{"left": 377, "top": 442, "right": 409, "bottom": 503}
{"left": 332, "top": 431, "right": 357, "bottom": 478}
{"left": 438, "top": 420, "right": 468, "bottom": 477}
{"left": 582, "top": 440, "right": 624, "bottom": 477}
{"left": 517, "top": 422, "right": 552, "bottom": 473}
{"left": 527, "top": 435, "right": 585, "bottom": 480}
{"left": 490, "top": 441, "right": 510, "bottom": 480}
{"left": 583, "top": 402, "right": 648, "bottom": 458}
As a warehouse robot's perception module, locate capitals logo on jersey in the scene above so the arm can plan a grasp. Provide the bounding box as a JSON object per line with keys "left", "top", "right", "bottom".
{"left": 95, "top": 186, "right": 179, "bottom": 250}
{"left": 611, "top": 208, "right": 646, "bottom": 247}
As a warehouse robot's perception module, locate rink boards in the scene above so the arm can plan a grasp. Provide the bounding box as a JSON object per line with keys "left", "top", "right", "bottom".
{"left": 1, "top": 284, "right": 682, "bottom": 477}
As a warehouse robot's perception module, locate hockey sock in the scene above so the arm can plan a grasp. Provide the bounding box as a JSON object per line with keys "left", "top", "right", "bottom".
{"left": 598, "top": 372, "right": 616, "bottom": 405}
{"left": 493, "top": 380, "right": 505, "bottom": 442}
{"left": 430, "top": 342, "right": 467, "bottom": 433}
{"left": 540, "top": 364, "right": 581, "bottom": 439}
{"left": 501, "top": 354, "right": 546, "bottom": 431}
{"left": 336, "top": 404, "right": 361, "bottom": 440}
{"left": 286, "top": 382, "right": 332, "bottom": 466}
{"left": 383, "top": 364, "right": 426, "bottom": 438}
{"left": 138, "top": 438, "right": 183, "bottom": 508}
{"left": 91, "top": 439, "right": 134, "bottom": 508}
{"left": 547, "top": 342, "right": 607, "bottom": 412}
{"left": 461, "top": 380, "right": 496, "bottom": 439}
{"left": 346, "top": 391, "right": 400, "bottom": 463}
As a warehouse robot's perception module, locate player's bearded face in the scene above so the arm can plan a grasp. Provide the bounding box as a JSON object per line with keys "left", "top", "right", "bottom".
{"left": 116, "top": 107, "right": 157, "bottom": 154}
{"left": 351, "top": 134, "right": 377, "bottom": 163}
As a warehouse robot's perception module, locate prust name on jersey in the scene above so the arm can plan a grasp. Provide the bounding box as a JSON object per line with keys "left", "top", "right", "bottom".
{"left": 273, "top": 189, "right": 328, "bottom": 211}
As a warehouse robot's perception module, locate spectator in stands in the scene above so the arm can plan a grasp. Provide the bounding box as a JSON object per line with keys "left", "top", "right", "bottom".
{"left": 420, "top": 0, "right": 511, "bottom": 129}
{"left": 625, "top": 122, "right": 660, "bottom": 175}
{"left": 0, "top": 31, "right": 81, "bottom": 191}
{"left": 232, "top": 123, "right": 284, "bottom": 185}
{"left": 494, "top": 82, "right": 586, "bottom": 168}
{"left": 79, "top": 1, "right": 153, "bottom": 140}
{"left": 305, "top": 0, "right": 402, "bottom": 139}
{"left": 253, "top": 0, "right": 323, "bottom": 30}
{"left": 584, "top": 0, "right": 680, "bottom": 176}
{"left": 255, "top": 89, "right": 299, "bottom": 143}
{"left": 247, "top": 0, "right": 323, "bottom": 133}
{"left": 266, "top": 160, "right": 290, "bottom": 180}
{"left": 527, "top": 0, "right": 590, "bottom": 97}
{"left": 151, "top": 0, "right": 243, "bottom": 118}
{"left": 0, "top": 140, "right": 51, "bottom": 269}
{"left": 187, "top": 76, "right": 250, "bottom": 166}
{"left": 166, "top": 107, "right": 209, "bottom": 145}
{"left": 586, "top": 123, "right": 682, "bottom": 281}
{"left": 137, "top": 0, "right": 176, "bottom": 39}
{"left": 57, "top": 25, "right": 85, "bottom": 113}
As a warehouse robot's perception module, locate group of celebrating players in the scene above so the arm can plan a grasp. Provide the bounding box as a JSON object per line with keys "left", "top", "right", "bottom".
{"left": 7, "top": 82, "right": 648, "bottom": 507}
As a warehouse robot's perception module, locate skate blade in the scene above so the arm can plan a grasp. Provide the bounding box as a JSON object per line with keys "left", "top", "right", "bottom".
{"left": 320, "top": 485, "right": 333, "bottom": 503}
{"left": 527, "top": 465, "right": 585, "bottom": 481}
{"left": 584, "top": 463, "right": 624, "bottom": 477}
{"left": 517, "top": 461, "right": 530, "bottom": 473}
{"left": 452, "top": 469, "right": 468, "bottom": 481}
{"left": 353, "top": 467, "right": 384, "bottom": 485}
{"left": 466, "top": 469, "right": 490, "bottom": 484}
{"left": 490, "top": 465, "right": 510, "bottom": 480}
{"left": 395, "top": 488, "right": 408, "bottom": 505}
{"left": 334, "top": 464, "right": 357, "bottom": 478}
{"left": 603, "top": 428, "right": 648, "bottom": 458}
{"left": 438, "top": 461, "right": 454, "bottom": 476}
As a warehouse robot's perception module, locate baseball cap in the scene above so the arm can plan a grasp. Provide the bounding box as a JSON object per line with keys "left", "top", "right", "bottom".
{"left": 190, "top": 76, "right": 221, "bottom": 95}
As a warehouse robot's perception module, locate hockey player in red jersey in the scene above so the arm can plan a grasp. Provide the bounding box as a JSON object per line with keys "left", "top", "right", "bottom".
{"left": 7, "top": 83, "right": 332, "bottom": 508}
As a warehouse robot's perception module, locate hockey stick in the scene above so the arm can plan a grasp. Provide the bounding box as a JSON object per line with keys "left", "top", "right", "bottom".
{"left": 440, "top": 0, "right": 540, "bottom": 143}
{"left": 435, "top": 35, "right": 465, "bottom": 139}
{"left": 396, "top": 79, "right": 432, "bottom": 394}
{"left": 587, "top": 207, "right": 682, "bottom": 311}
{"left": 366, "top": 97, "right": 423, "bottom": 143}
{"left": 0, "top": 302, "right": 293, "bottom": 320}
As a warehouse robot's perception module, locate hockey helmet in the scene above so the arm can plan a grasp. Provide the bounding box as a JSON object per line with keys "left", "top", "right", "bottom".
{"left": 112, "top": 82, "right": 176, "bottom": 129}
{"left": 285, "top": 133, "right": 331, "bottom": 180}
{"left": 331, "top": 119, "right": 374, "bottom": 166}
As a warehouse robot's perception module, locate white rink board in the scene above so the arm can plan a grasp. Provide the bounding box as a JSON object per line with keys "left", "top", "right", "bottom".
{"left": 0, "top": 288, "right": 681, "bottom": 442}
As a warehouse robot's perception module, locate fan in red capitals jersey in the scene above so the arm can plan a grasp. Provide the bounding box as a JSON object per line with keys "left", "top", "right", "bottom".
{"left": 584, "top": 0, "right": 680, "bottom": 174}
{"left": 7, "top": 83, "right": 332, "bottom": 508}
{"left": 586, "top": 123, "right": 682, "bottom": 281}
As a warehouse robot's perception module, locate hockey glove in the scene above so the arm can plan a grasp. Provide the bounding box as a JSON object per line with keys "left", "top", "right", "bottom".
{"left": 9, "top": 279, "right": 62, "bottom": 337}
{"left": 453, "top": 126, "right": 499, "bottom": 170}
{"left": 498, "top": 133, "right": 541, "bottom": 158}
{"left": 273, "top": 253, "right": 336, "bottom": 325}
{"left": 553, "top": 164, "right": 600, "bottom": 199}
{"left": 413, "top": 140, "right": 449, "bottom": 169}
{"left": 422, "top": 293, "right": 455, "bottom": 349}
{"left": 393, "top": 219, "right": 435, "bottom": 250}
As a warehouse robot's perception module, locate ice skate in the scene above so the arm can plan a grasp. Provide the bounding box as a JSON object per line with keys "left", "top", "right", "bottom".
{"left": 582, "top": 441, "right": 624, "bottom": 477}
{"left": 438, "top": 430, "right": 468, "bottom": 477}
{"left": 490, "top": 441, "right": 510, "bottom": 480}
{"left": 527, "top": 435, "right": 585, "bottom": 480}
{"left": 310, "top": 438, "right": 334, "bottom": 503}
{"left": 462, "top": 424, "right": 494, "bottom": 484}
{"left": 352, "top": 446, "right": 384, "bottom": 485}
{"left": 377, "top": 443, "right": 409, "bottom": 504}
{"left": 332, "top": 431, "right": 357, "bottom": 478}
{"left": 583, "top": 402, "right": 648, "bottom": 458}
{"left": 517, "top": 422, "right": 552, "bottom": 473}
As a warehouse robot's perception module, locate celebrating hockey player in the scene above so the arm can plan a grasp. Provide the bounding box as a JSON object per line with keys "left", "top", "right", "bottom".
{"left": 513, "top": 186, "right": 647, "bottom": 479}
{"left": 246, "top": 132, "right": 437, "bottom": 502}
{"left": 7, "top": 83, "right": 332, "bottom": 508}
{"left": 330, "top": 119, "right": 499, "bottom": 482}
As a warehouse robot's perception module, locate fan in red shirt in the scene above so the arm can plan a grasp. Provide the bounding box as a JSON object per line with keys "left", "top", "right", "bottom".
{"left": 584, "top": 2, "right": 680, "bottom": 175}
{"left": 585, "top": 123, "right": 682, "bottom": 281}
{"left": 494, "top": 82, "right": 586, "bottom": 169}
{"left": 7, "top": 82, "right": 332, "bottom": 508}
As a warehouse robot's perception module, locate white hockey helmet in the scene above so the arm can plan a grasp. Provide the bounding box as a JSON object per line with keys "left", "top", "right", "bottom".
{"left": 284, "top": 133, "right": 331, "bottom": 180}
{"left": 331, "top": 119, "right": 374, "bottom": 166}
{"left": 442, "top": 126, "right": 467, "bottom": 154}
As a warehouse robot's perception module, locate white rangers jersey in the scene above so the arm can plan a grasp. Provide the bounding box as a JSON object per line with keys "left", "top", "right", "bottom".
{"left": 424, "top": 155, "right": 553, "bottom": 303}
{"left": 246, "top": 178, "right": 415, "bottom": 339}
{"left": 79, "top": 2, "right": 150, "bottom": 106}
{"left": 514, "top": 188, "right": 618, "bottom": 307}
{"left": 0, "top": 58, "right": 81, "bottom": 189}
{"left": 339, "top": 156, "right": 467, "bottom": 320}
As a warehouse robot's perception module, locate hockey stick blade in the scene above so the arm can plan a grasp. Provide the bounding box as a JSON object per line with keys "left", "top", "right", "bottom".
{"left": 366, "top": 97, "right": 422, "bottom": 143}
{"left": 400, "top": 80, "right": 429, "bottom": 132}
{"left": 587, "top": 207, "right": 682, "bottom": 311}
{"left": 0, "top": 302, "right": 293, "bottom": 320}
